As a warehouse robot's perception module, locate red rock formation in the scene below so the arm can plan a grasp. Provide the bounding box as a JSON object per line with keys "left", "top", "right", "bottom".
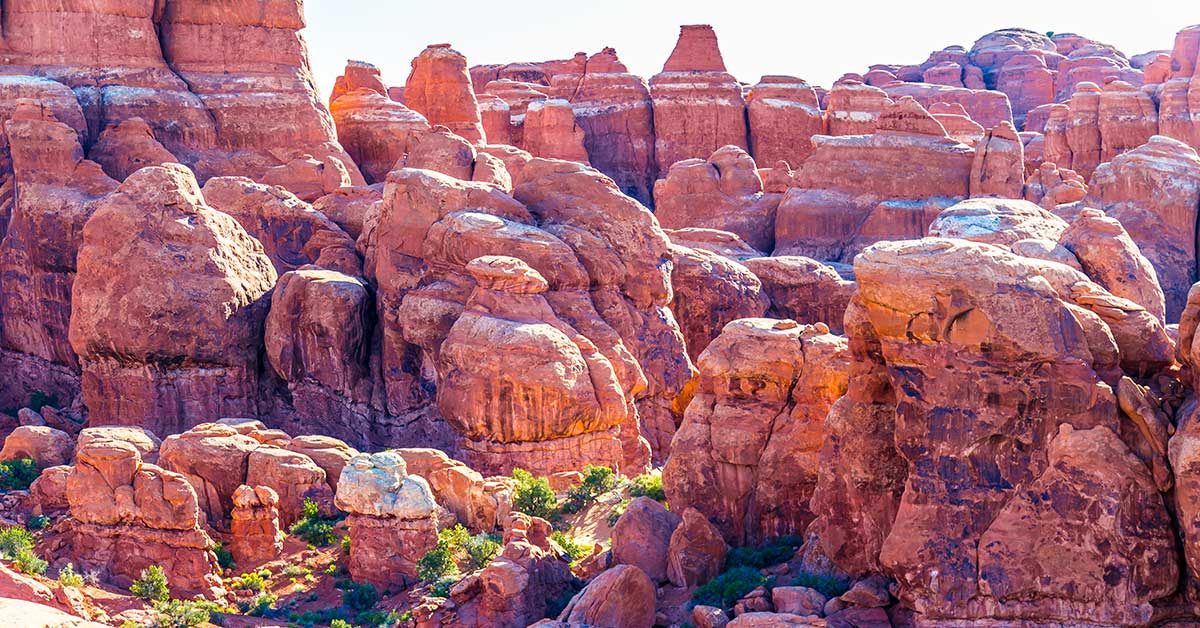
{"left": 55, "top": 438, "right": 223, "bottom": 599}
{"left": 0, "top": 100, "right": 118, "bottom": 412}
{"left": 265, "top": 269, "right": 374, "bottom": 446}
{"left": 403, "top": 44, "right": 486, "bottom": 144}
{"left": 743, "top": 256, "right": 855, "bottom": 334}
{"left": 395, "top": 448, "right": 514, "bottom": 531}
{"left": 666, "top": 507, "right": 728, "bottom": 588}
{"left": 883, "top": 82, "right": 1014, "bottom": 129}
{"left": 372, "top": 159, "right": 692, "bottom": 470}
{"left": 746, "top": 76, "right": 824, "bottom": 168}
{"left": 664, "top": 318, "right": 849, "bottom": 546}
{"left": 824, "top": 81, "right": 891, "bottom": 136}
{"left": 611, "top": 496, "right": 680, "bottom": 582}
{"left": 1022, "top": 161, "right": 1087, "bottom": 209}
{"left": 87, "top": 118, "right": 176, "bottom": 181}
{"left": 1061, "top": 208, "right": 1167, "bottom": 323}
{"left": 0, "top": 426, "right": 72, "bottom": 468}
{"left": 1085, "top": 136, "right": 1200, "bottom": 322}
{"left": 441, "top": 512, "right": 573, "bottom": 627}
{"left": 335, "top": 452, "right": 439, "bottom": 590}
{"left": 995, "top": 52, "right": 1055, "bottom": 125}
{"left": 969, "top": 121, "right": 1025, "bottom": 197}
{"left": 774, "top": 97, "right": 973, "bottom": 262}
{"left": 654, "top": 145, "right": 780, "bottom": 252}
{"left": 477, "top": 93, "right": 513, "bottom": 146}
{"left": 436, "top": 256, "right": 628, "bottom": 475}
{"left": 230, "top": 485, "right": 283, "bottom": 566}
{"left": 1098, "top": 81, "right": 1158, "bottom": 162}
{"left": 330, "top": 81, "right": 431, "bottom": 184}
{"left": 650, "top": 26, "right": 748, "bottom": 173}
{"left": 813, "top": 238, "right": 1176, "bottom": 622}
{"left": 480, "top": 79, "right": 549, "bottom": 148}
{"left": 1159, "top": 25, "right": 1200, "bottom": 151}
{"left": 68, "top": 165, "right": 276, "bottom": 435}
{"left": 522, "top": 99, "right": 589, "bottom": 163}
{"left": 548, "top": 49, "right": 657, "bottom": 203}
{"left": 311, "top": 184, "right": 381, "bottom": 240}
{"left": 929, "top": 102, "right": 984, "bottom": 146}
{"left": 201, "top": 177, "right": 360, "bottom": 277}
{"left": 159, "top": 422, "right": 347, "bottom": 530}
{"left": 557, "top": 564, "right": 657, "bottom": 627}
{"left": 668, "top": 243, "right": 769, "bottom": 360}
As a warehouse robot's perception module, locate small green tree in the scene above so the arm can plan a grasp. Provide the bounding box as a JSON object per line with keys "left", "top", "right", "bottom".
{"left": 511, "top": 468, "right": 557, "bottom": 519}
{"left": 0, "top": 525, "right": 35, "bottom": 558}
{"left": 464, "top": 533, "right": 502, "bottom": 570}
{"left": 130, "top": 565, "right": 171, "bottom": 602}
{"left": 416, "top": 543, "right": 457, "bottom": 582}
{"left": 0, "top": 458, "right": 39, "bottom": 491}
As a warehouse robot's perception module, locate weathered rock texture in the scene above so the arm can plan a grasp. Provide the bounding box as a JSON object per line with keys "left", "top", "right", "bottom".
{"left": 54, "top": 438, "right": 223, "bottom": 599}
{"left": 664, "top": 318, "right": 849, "bottom": 546}
{"left": 68, "top": 165, "right": 277, "bottom": 436}
{"left": 809, "top": 238, "right": 1178, "bottom": 624}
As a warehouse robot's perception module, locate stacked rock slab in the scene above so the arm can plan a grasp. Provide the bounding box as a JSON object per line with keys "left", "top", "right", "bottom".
{"left": 773, "top": 97, "right": 976, "bottom": 263}
{"left": 549, "top": 48, "right": 657, "bottom": 205}
{"left": 230, "top": 485, "right": 283, "bottom": 566}
{"left": 56, "top": 438, "right": 223, "bottom": 599}
{"left": 650, "top": 26, "right": 748, "bottom": 174}
{"left": 335, "top": 452, "right": 439, "bottom": 591}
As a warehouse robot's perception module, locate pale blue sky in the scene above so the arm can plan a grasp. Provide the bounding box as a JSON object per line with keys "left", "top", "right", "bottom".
{"left": 305, "top": 0, "right": 1194, "bottom": 98}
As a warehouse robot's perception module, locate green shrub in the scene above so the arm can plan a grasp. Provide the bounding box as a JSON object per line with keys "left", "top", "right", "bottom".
{"left": 0, "top": 458, "right": 39, "bottom": 492}
{"left": 629, "top": 472, "right": 665, "bottom": 502}
{"left": 464, "top": 533, "right": 501, "bottom": 570}
{"left": 13, "top": 548, "right": 46, "bottom": 575}
{"left": 150, "top": 599, "right": 215, "bottom": 627}
{"left": 242, "top": 592, "right": 276, "bottom": 617}
{"left": 211, "top": 543, "right": 234, "bottom": 570}
{"left": 511, "top": 468, "right": 558, "bottom": 520}
{"left": 726, "top": 535, "right": 803, "bottom": 570}
{"left": 341, "top": 534, "right": 351, "bottom": 554}
{"left": 550, "top": 531, "right": 590, "bottom": 562}
{"left": 131, "top": 565, "right": 171, "bottom": 602}
{"left": 282, "top": 564, "right": 312, "bottom": 579}
{"left": 416, "top": 543, "right": 457, "bottom": 582}
{"left": 231, "top": 570, "right": 267, "bottom": 592}
{"left": 27, "top": 515, "right": 49, "bottom": 530}
{"left": 607, "top": 498, "right": 629, "bottom": 527}
{"left": 429, "top": 576, "right": 457, "bottom": 598}
{"left": 790, "top": 571, "right": 851, "bottom": 599}
{"left": 691, "top": 566, "right": 767, "bottom": 609}
{"left": 290, "top": 498, "right": 339, "bottom": 546}
{"left": 561, "top": 465, "right": 615, "bottom": 513}
{"left": 439, "top": 524, "right": 470, "bottom": 549}
{"left": 340, "top": 580, "right": 379, "bottom": 611}
{"left": 330, "top": 620, "right": 354, "bottom": 628}
{"left": 355, "top": 610, "right": 404, "bottom": 627}
{"left": 0, "top": 525, "right": 35, "bottom": 558}
{"left": 58, "top": 562, "right": 83, "bottom": 587}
